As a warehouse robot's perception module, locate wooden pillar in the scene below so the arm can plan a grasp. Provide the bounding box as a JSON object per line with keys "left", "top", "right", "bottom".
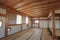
{"left": 59, "top": 16, "right": 60, "bottom": 29}
{"left": 21, "top": 24, "right": 22, "bottom": 31}
{"left": 30, "top": 17, "right": 32, "bottom": 28}
{"left": 38, "top": 18, "right": 40, "bottom": 28}
{"left": 21, "top": 17, "right": 23, "bottom": 31}
{"left": 47, "top": 18, "right": 49, "bottom": 29}
{"left": 5, "top": 12, "right": 8, "bottom": 37}
{"left": 21, "top": 16, "right": 24, "bottom": 31}
{"left": 51, "top": 9, "right": 56, "bottom": 40}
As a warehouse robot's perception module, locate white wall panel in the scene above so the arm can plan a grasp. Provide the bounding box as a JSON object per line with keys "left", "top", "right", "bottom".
{"left": 0, "top": 17, "right": 5, "bottom": 38}
{"left": 49, "top": 20, "right": 52, "bottom": 28}
{"left": 22, "top": 24, "right": 28, "bottom": 30}
{"left": 40, "top": 20, "right": 48, "bottom": 28}
{"left": 8, "top": 25, "right": 21, "bottom": 35}
{"left": 32, "top": 24, "right": 38, "bottom": 28}
{"left": 55, "top": 20, "right": 59, "bottom": 29}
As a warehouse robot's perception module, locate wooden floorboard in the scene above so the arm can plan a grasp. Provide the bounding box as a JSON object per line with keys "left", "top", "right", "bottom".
{"left": 14, "top": 28, "right": 36, "bottom": 40}
{"left": 0, "top": 28, "right": 34, "bottom": 40}
{"left": 28, "top": 28, "right": 42, "bottom": 40}
{"left": 41, "top": 29, "right": 53, "bottom": 40}
{"left": 56, "top": 29, "right": 60, "bottom": 36}
{"left": 0, "top": 28, "right": 54, "bottom": 40}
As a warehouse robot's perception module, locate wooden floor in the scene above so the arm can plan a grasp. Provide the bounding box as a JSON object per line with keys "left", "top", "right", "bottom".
{"left": 56, "top": 29, "right": 60, "bottom": 36}
{"left": 42, "top": 29, "right": 53, "bottom": 40}
{"left": 0, "top": 28, "right": 53, "bottom": 40}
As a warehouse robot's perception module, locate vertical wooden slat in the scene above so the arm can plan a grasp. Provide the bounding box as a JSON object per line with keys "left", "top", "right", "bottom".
{"left": 39, "top": 18, "right": 40, "bottom": 28}
{"left": 59, "top": 16, "right": 60, "bottom": 29}
{"left": 31, "top": 18, "right": 33, "bottom": 28}
{"left": 47, "top": 18, "right": 49, "bottom": 29}
{"left": 38, "top": 18, "right": 40, "bottom": 28}
{"left": 5, "top": 12, "right": 8, "bottom": 37}
{"left": 51, "top": 9, "right": 56, "bottom": 40}
{"left": 21, "top": 16, "right": 24, "bottom": 31}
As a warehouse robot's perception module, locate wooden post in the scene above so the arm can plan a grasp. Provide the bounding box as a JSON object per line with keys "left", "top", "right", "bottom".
{"left": 59, "top": 16, "right": 60, "bottom": 29}
{"left": 51, "top": 9, "right": 56, "bottom": 40}
{"left": 5, "top": 12, "right": 8, "bottom": 37}
{"left": 38, "top": 18, "right": 40, "bottom": 28}
{"left": 30, "top": 17, "right": 32, "bottom": 28}
{"left": 21, "top": 16, "right": 24, "bottom": 31}
{"left": 47, "top": 18, "right": 49, "bottom": 29}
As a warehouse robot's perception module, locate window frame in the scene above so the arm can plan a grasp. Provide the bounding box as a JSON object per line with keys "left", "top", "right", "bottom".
{"left": 16, "top": 15, "right": 22, "bottom": 24}
{"left": 35, "top": 20, "right": 39, "bottom": 24}
{"left": 0, "top": 20, "right": 3, "bottom": 28}
{"left": 26, "top": 17, "right": 29, "bottom": 24}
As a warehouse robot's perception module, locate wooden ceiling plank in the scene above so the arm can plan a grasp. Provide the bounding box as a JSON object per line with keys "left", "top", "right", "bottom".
{"left": 17, "top": 2, "right": 60, "bottom": 12}
{"left": 16, "top": 0, "right": 60, "bottom": 10}
{"left": 17, "top": 1, "right": 60, "bottom": 10}
{"left": 10, "top": 0, "right": 24, "bottom": 6}
{"left": 0, "top": 3, "right": 32, "bottom": 17}
{"left": 15, "top": 0, "right": 58, "bottom": 9}
{"left": 13, "top": 0, "right": 41, "bottom": 8}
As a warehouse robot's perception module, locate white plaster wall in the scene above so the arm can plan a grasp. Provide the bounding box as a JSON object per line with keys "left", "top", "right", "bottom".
{"left": 0, "top": 17, "right": 5, "bottom": 38}
{"left": 49, "top": 20, "right": 52, "bottom": 28}
{"left": 22, "top": 16, "right": 30, "bottom": 30}
{"left": 8, "top": 13, "right": 16, "bottom": 24}
{"left": 32, "top": 18, "right": 48, "bottom": 28}
{"left": 40, "top": 20, "right": 48, "bottom": 28}
{"left": 0, "top": 8, "right": 6, "bottom": 38}
{"left": 55, "top": 20, "right": 59, "bottom": 29}
{"left": 8, "top": 25, "right": 21, "bottom": 35}
{"left": 32, "top": 24, "right": 38, "bottom": 28}
{"left": 22, "top": 24, "right": 28, "bottom": 30}
{"left": 8, "top": 13, "right": 22, "bottom": 35}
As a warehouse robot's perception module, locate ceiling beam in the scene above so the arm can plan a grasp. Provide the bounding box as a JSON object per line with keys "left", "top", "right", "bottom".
{"left": 0, "top": 3, "right": 32, "bottom": 17}
{"left": 17, "top": 1, "right": 60, "bottom": 10}
{"left": 17, "top": 1, "right": 59, "bottom": 9}
{"left": 12, "top": 0, "right": 40, "bottom": 8}
{"left": 31, "top": 16, "right": 48, "bottom": 18}
{"left": 17, "top": 3, "right": 60, "bottom": 12}
{"left": 55, "top": 14, "right": 60, "bottom": 16}
{"left": 21, "top": 11, "right": 49, "bottom": 17}
{"left": 17, "top": 0, "right": 57, "bottom": 8}
{"left": 18, "top": 7, "right": 52, "bottom": 12}
{"left": 10, "top": 0, "right": 24, "bottom": 6}
{"left": 0, "top": 13, "right": 6, "bottom": 17}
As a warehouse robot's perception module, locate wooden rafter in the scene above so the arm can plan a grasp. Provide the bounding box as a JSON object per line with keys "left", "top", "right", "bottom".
{"left": 17, "top": 1, "right": 60, "bottom": 11}
{"left": 0, "top": 4, "right": 32, "bottom": 17}
{"left": 5, "top": 13, "right": 8, "bottom": 37}
{"left": 0, "top": 13, "right": 6, "bottom": 17}
{"left": 15, "top": 0, "right": 59, "bottom": 9}
{"left": 12, "top": 0, "right": 40, "bottom": 7}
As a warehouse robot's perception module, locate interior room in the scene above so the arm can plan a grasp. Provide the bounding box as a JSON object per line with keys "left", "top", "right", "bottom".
{"left": 0, "top": 0, "right": 60, "bottom": 40}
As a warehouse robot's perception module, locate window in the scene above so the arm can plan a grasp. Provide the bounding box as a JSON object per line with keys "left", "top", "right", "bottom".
{"left": 35, "top": 20, "right": 39, "bottom": 23}
{"left": 0, "top": 21, "right": 2, "bottom": 27}
{"left": 16, "top": 15, "right": 22, "bottom": 24}
{"left": 26, "top": 17, "right": 29, "bottom": 24}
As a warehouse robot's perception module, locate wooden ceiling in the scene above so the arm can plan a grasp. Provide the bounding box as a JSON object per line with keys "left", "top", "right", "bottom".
{"left": 0, "top": 0, "right": 60, "bottom": 17}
